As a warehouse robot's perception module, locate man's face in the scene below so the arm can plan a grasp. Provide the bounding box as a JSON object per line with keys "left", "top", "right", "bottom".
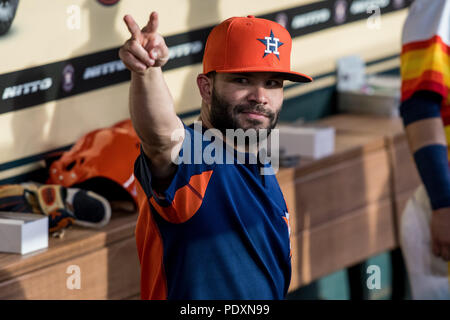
{"left": 208, "top": 72, "right": 284, "bottom": 134}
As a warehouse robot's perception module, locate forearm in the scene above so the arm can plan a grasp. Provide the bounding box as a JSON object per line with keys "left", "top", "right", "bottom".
{"left": 130, "top": 68, "right": 182, "bottom": 150}
{"left": 129, "top": 68, "right": 184, "bottom": 181}
{"left": 405, "top": 118, "right": 447, "bottom": 153}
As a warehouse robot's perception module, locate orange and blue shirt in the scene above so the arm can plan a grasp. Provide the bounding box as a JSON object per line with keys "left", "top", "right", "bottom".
{"left": 134, "top": 122, "right": 291, "bottom": 299}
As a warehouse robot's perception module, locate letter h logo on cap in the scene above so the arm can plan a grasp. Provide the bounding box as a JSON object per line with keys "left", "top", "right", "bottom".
{"left": 258, "top": 30, "right": 284, "bottom": 59}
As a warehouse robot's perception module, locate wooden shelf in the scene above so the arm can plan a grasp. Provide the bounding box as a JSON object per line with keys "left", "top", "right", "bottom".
{"left": 0, "top": 211, "right": 140, "bottom": 299}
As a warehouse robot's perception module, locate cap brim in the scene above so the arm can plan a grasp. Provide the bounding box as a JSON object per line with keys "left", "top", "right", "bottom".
{"left": 214, "top": 67, "right": 313, "bottom": 83}
{"left": 278, "top": 71, "right": 313, "bottom": 83}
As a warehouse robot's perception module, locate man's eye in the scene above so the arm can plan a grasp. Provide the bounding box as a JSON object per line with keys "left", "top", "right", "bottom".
{"left": 267, "top": 80, "right": 283, "bottom": 87}
{"left": 234, "top": 78, "right": 249, "bottom": 84}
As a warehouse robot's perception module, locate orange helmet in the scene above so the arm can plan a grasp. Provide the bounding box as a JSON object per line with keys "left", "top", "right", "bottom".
{"left": 47, "top": 119, "right": 140, "bottom": 206}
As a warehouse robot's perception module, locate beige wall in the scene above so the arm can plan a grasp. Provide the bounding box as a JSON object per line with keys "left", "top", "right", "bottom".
{"left": 0, "top": 0, "right": 409, "bottom": 181}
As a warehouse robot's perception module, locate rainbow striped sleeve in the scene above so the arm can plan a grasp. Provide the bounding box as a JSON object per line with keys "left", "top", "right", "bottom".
{"left": 401, "top": 0, "right": 450, "bottom": 124}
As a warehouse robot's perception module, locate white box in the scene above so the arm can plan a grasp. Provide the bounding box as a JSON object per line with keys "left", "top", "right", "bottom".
{"left": 277, "top": 125, "right": 335, "bottom": 159}
{"left": 0, "top": 212, "right": 48, "bottom": 255}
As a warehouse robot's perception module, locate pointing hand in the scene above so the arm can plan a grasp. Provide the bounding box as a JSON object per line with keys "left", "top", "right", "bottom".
{"left": 119, "top": 12, "right": 169, "bottom": 74}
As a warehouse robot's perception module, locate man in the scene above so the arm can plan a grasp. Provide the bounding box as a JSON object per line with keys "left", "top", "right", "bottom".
{"left": 399, "top": 0, "right": 450, "bottom": 299}
{"left": 119, "top": 12, "right": 312, "bottom": 300}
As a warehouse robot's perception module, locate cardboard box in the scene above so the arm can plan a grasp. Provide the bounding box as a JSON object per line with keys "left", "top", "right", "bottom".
{"left": 338, "top": 89, "right": 400, "bottom": 117}
{"left": 0, "top": 212, "right": 48, "bottom": 255}
{"left": 338, "top": 75, "right": 401, "bottom": 117}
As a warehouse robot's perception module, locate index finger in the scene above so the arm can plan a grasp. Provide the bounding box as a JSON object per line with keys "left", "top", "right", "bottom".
{"left": 145, "top": 11, "right": 159, "bottom": 33}
{"left": 123, "top": 15, "right": 141, "bottom": 39}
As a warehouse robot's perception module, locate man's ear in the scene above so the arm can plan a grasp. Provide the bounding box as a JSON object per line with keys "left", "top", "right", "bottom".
{"left": 197, "top": 73, "right": 213, "bottom": 105}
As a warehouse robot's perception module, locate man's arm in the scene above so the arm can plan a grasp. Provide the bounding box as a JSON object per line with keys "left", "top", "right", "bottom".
{"left": 401, "top": 91, "right": 450, "bottom": 261}
{"left": 119, "top": 12, "right": 184, "bottom": 187}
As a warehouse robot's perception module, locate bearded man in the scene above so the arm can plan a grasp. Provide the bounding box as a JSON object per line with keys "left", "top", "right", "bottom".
{"left": 119, "top": 12, "right": 312, "bottom": 300}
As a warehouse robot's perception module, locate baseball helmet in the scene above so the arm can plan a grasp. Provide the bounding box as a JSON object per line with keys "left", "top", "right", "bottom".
{"left": 47, "top": 119, "right": 140, "bottom": 207}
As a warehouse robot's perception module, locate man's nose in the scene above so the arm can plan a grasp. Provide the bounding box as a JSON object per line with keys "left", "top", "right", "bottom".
{"left": 248, "top": 85, "right": 268, "bottom": 105}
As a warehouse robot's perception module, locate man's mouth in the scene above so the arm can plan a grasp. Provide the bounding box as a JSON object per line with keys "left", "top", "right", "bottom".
{"left": 240, "top": 110, "right": 269, "bottom": 120}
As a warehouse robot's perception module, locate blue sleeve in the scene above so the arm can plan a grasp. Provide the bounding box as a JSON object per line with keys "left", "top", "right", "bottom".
{"left": 400, "top": 91, "right": 442, "bottom": 126}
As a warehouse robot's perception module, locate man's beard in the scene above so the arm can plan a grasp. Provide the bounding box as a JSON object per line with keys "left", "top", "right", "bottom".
{"left": 209, "top": 86, "right": 280, "bottom": 136}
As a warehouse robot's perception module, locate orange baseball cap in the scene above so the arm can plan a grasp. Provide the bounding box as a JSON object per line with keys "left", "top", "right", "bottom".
{"left": 203, "top": 15, "right": 313, "bottom": 83}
